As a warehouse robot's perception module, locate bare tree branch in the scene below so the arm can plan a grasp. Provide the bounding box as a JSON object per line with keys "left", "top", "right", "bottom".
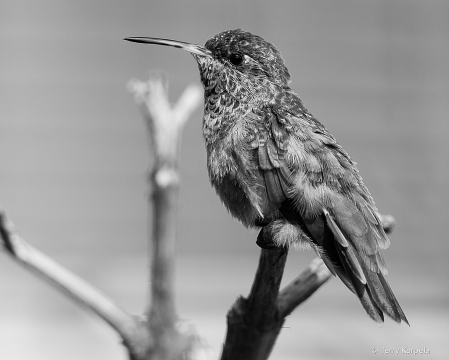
{"left": 1, "top": 79, "right": 204, "bottom": 360}
{"left": 0, "top": 209, "right": 149, "bottom": 358}
{"left": 128, "top": 77, "right": 203, "bottom": 359}
{"left": 278, "top": 258, "right": 332, "bottom": 318}
{"left": 220, "top": 213, "right": 395, "bottom": 359}
{"left": 221, "top": 243, "right": 288, "bottom": 360}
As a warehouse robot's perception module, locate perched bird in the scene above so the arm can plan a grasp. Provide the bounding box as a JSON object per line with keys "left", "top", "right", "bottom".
{"left": 125, "top": 29, "right": 408, "bottom": 325}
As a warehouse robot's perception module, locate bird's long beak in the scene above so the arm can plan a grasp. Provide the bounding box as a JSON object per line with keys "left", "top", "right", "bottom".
{"left": 124, "top": 37, "right": 212, "bottom": 58}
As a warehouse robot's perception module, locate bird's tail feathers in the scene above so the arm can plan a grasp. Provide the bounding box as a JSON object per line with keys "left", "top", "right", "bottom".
{"left": 322, "top": 207, "right": 409, "bottom": 325}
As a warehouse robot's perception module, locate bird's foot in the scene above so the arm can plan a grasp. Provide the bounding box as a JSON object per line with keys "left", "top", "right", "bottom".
{"left": 256, "top": 227, "right": 278, "bottom": 250}
{"left": 254, "top": 216, "right": 272, "bottom": 227}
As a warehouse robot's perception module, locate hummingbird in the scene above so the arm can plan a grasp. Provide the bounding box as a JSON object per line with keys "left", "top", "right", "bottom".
{"left": 125, "top": 29, "right": 408, "bottom": 325}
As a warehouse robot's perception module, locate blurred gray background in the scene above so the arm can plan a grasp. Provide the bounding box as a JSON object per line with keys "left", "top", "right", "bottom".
{"left": 0, "top": 1, "right": 448, "bottom": 359}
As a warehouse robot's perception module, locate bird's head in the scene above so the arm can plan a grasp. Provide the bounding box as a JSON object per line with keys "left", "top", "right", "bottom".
{"left": 125, "top": 29, "right": 291, "bottom": 99}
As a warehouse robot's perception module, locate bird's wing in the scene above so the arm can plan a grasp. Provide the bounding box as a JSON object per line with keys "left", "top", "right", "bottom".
{"left": 255, "top": 110, "right": 292, "bottom": 206}
{"left": 252, "top": 98, "right": 408, "bottom": 324}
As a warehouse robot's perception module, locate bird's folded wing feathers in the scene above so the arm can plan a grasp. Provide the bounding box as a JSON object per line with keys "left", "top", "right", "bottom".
{"left": 252, "top": 107, "right": 408, "bottom": 325}
{"left": 256, "top": 112, "right": 291, "bottom": 205}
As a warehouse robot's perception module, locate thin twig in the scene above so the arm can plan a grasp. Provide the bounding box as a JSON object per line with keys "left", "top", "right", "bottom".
{"left": 278, "top": 257, "right": 332, "bottom": 318}
{"left": 378, "top": 213, "right": 395, "bottom": 234}
{"left": 0, "top": 209, "right": 149, "bottom": 358}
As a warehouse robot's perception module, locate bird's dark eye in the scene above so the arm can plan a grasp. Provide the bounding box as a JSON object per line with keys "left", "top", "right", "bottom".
{"left": 229, "top": 53, "right": 244, "bottom": 66}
